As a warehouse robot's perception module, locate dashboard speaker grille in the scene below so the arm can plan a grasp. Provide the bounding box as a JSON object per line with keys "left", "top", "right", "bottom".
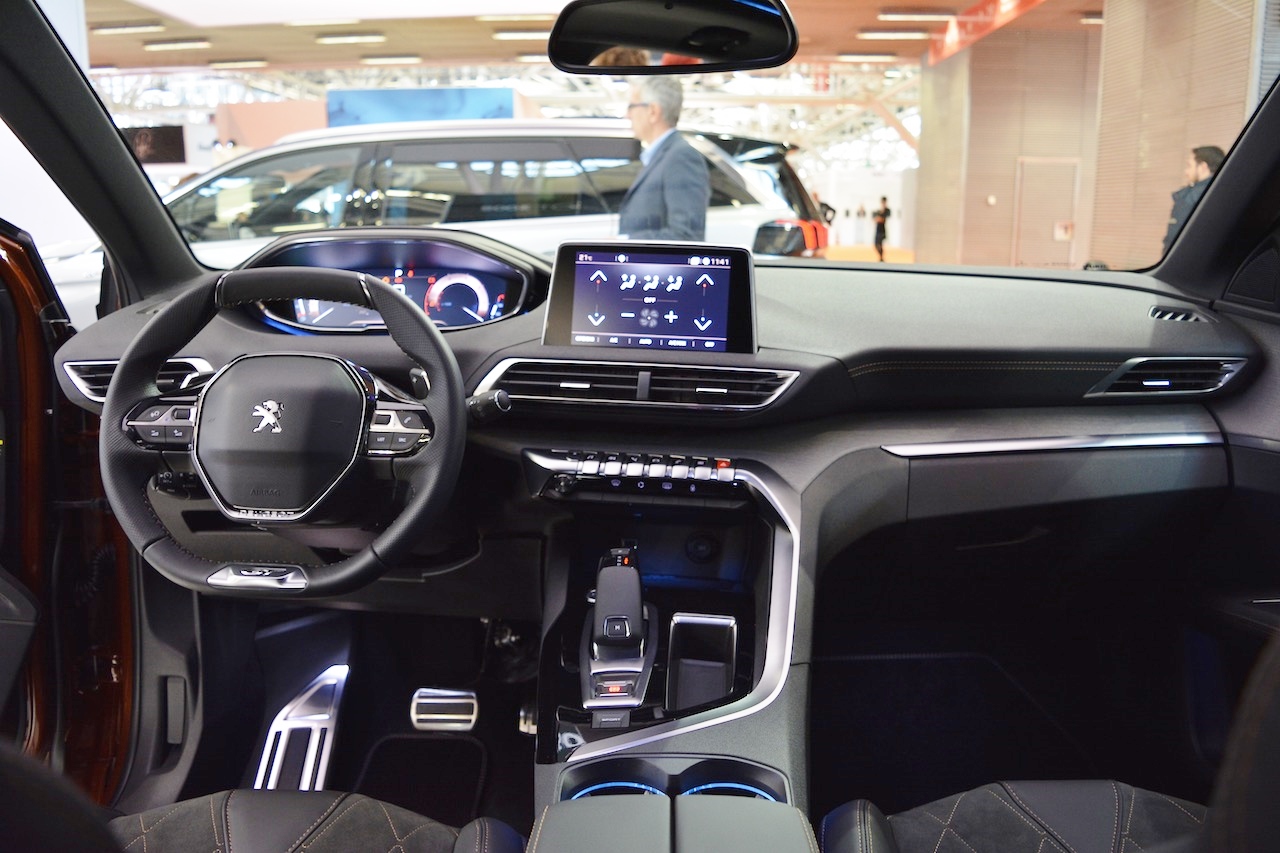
{"left": 481, "top": 359, "right": 797, "bottom": 411}
{"left": 1088, "top": 357, "right": 1246, "bottom": 397}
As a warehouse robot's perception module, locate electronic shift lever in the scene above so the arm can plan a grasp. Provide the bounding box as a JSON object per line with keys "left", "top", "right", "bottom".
{"left": 581, "top": 545, "right": 658, "bottom": 710}
{"left": 592, "top": 548, "right": 644, "bottom": 663}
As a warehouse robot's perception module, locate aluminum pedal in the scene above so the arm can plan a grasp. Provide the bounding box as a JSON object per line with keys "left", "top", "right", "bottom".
{"left": 409, "top": 688, "right": 479, "bottom": 732}
{"left": 254, "top": 664, "right": 349, "bottom": 791}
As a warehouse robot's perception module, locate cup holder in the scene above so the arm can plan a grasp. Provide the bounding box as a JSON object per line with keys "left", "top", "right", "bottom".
{"left": 569, "top": 780, "right": 666, "bottom": 799}
{"left": 679, "top": 781, "right": 777, "bottom": 801}
{"left": 559, "top": 755, "right": 789, "bottom": 803}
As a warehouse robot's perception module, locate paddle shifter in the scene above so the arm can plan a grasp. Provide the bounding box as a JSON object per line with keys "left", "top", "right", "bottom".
{"left": 581, "top": 546, "right": 658, "bottom": 710}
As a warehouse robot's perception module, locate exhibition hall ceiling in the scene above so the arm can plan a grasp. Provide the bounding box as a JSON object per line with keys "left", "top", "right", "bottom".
{"left": 85, "top": 0, "right": 1104, "bottom": 71}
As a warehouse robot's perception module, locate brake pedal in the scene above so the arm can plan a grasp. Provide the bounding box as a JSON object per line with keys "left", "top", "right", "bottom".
{"left": 254, "top": 664, "right": 349, "bottom": 791}
{"left": 410, "top": 688, "right": 479, "bottom": 732}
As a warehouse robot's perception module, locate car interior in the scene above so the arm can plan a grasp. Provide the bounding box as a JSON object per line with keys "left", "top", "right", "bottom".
{"left": 7, "top": 0, "right": 1280, "bottom": 850}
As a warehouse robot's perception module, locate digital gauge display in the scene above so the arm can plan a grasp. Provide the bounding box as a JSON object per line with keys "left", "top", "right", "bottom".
{"left": 288, "top": 267, "right": 509, "bottom": 330}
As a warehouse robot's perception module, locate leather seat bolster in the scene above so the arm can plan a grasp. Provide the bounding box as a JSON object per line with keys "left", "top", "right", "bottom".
{"left": 456, "top": 815, "right": 527, "bottom": 852}
{"left": 108, "top": 790, "right": 472, "bottom": 853}
{"left": 820, "top": 799, "right": 898, "bottom": 853}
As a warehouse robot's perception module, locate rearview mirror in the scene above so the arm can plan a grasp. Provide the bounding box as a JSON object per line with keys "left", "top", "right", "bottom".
{"left": 548, "top": 0, "right": 798, "bottom": 75}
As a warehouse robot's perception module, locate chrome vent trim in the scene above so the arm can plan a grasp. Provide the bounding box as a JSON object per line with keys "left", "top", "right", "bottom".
{"left": 1086, "top": 357, "right": 1246, "bottom": 397}
{"left": 475, "top": 359, "right": 798, "bottom": 411}
{"left": 63, "top": 358, "right": 214, "bottom": 403}
{"left": 1150, "top": 305, "right": 1212, "bottom": 323}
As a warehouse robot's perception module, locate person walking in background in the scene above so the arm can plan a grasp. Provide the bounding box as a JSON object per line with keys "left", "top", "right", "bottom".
{"left": 873, "top": 197, "right": 891, "bottom": 261}
{"left": 618, "top": 77, "right": 709, "bottom": 241}
{"left": 1163, "top": 145, "right": 1225, "bottom": 253}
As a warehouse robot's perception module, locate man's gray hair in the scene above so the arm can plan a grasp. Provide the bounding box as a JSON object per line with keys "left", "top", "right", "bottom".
{"left": 638, "top": 76, "right": 684, "bottom": 127}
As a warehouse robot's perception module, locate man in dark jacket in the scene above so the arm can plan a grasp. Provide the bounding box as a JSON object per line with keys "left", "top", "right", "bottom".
{"left": 1163, "top": 145, "right": 1225, "bottom": 252}
{"left": 618, "top": 77, "right": 709, "bottom": 241}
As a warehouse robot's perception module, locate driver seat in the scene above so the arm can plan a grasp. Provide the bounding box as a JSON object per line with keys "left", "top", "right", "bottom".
{"left": 0, "top": 742, "right": 523, "bottom": 853}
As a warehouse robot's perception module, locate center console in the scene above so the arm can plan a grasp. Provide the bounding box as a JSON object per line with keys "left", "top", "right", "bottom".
{"left": 516, "top": 243, "right": 809, "bottom": 844}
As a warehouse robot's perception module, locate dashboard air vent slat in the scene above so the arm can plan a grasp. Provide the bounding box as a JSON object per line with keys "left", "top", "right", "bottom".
{"left": 480, "top": 359, "right": 798, "bottom": 411}
{"left": 491, "top": 363, "right": 641, "bottom": 402}
{"left": 64, "top": 358, "right": 213, "bottom": 403}
{"left": 1150, "top": 305, "right": 1210, "bottom": 323}
{"left": 648, "top": 367, "right": 790, "bottom": 406}
{"left": 1088, "top": 357, "right": 1246, "bottom": 397}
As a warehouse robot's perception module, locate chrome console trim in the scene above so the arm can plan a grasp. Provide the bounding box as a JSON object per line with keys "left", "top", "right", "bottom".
{"left": 881, "top": 432, "right": 1222, "bottom": 458}
{"left": 563, "top": 461, "right": 800, "bottom": 763}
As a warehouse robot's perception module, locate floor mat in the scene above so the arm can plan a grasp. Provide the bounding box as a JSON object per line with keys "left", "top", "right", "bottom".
{"left": 809, "top": 653, "right": 1095, "bottom": 818}
{"left": 353, "top": 733, "right": 486, "bottom": 829}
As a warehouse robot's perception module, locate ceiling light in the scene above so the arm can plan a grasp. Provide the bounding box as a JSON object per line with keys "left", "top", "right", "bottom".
{"left": 360, "top": 55, "right": 422, "bottom": 65}
{"left": 91, "top": 22, "right": 166, "bottom": 36}
{"left": 477, "top": 14, "right": 555, "bottom": 22}
{"left": 491, "top": 31, "right": 553, "bottom": 41}
{"left": 285, "top": 19, "right": 361, "bottom": 27}
{"left": 857, "top": 29, "right": 932, "bottom": 40}
{"left": 143, "top": 38, "right": 212, "bottom": 51}
{"left": 516, "top": 53, "right": 548, "bottom": 62}
{"left": 90, "top": 65, "right": 118, "bottom": 72}
{"left": 209, "top": 59, "right": 268, "bottom": 69}
{"left": 877, "top": 8, "right": 955, "bottom": 22}
{"left": 315, "top": 33, "right": 387, "bottom": 45}
{"left": 836, "top": 53, "right": 898, "bottom": 62}
{"left": 1079, "top": 12, "right": 1104, "bottom": 24}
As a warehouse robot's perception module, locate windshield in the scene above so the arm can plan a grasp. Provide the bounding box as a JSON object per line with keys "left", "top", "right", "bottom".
{"left": 12, "top": 0, "right": 1280, "bottom": 301}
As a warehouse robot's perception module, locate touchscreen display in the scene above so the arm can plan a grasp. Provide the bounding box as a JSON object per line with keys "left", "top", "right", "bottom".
{"left": 545, "top": 244, "right": 754, "bottom": 353}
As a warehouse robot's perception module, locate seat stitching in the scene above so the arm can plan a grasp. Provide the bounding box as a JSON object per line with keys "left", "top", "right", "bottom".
{"left": 527, "top": 806, "right": 550, "bottom": 853}
{"left": 820, "top": 811, "right": 830, "bottom": 852}
{"left": 225, "top": 790, "right": 235, "bottom": 853}
{"left": 863, "top": 800, "right": 873, "bottom": 853}
{"left": 797, "top": 807, "right": 818, "bottom": 853}
{"left": 135, "top": 802, "right": 186, "bottom": 836}
{"left": 395, "top": 819, "right": 454, "bottom": 847}
{"left": 982, "top": 789, "right": 1070, "bottom": 853}
{"left": 1111, "top": 781, "right": 1122, "bottom": 853}
{"left": 939, "top": 827, "right": 980, "bottom": 853}
{"left": 1002, "top": 784, "right": 1080, "bottom": 853}
{"left": 210, "top": 793, "right": 223, "bottom": 853}
{"left": 296, "top": 795, "right": 357, "bottom": 850}
{"left": 1156, "top": 795, "right": 1204, "bottom": 825}
{"left": 379, "top": 801, "right": 404, "bottom": 840}
{"left": 945, "top": 791, "right": 967, "bottom": 825}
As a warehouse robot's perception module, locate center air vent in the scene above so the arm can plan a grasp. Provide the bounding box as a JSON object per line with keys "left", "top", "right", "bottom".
{"left": 1150, "top": 305, "right": 1212, "bottom": 323}
{"left": 1087, "top": 357, "right": 1246, "bottom": 397}
{"left": 64, "top": 358, "right": 214, "bottom": 403}
{"left": 477, "top": 359, "right": 797, "bottom": 411}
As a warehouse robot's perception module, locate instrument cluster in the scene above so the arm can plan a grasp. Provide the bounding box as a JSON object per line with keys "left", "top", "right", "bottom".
{"left": 248, "top": 232, "right": 530, "bottom": 333}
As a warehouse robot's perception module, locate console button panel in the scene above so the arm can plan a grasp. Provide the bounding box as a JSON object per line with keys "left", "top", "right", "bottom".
{"left": 528, "top": 449, "right": 743, "bottom": 506}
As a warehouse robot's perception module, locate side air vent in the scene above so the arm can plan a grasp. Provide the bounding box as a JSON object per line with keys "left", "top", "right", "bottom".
{"left": 478, "top": 359, "right": 798, "bottom": 411}
{"left": 64, "top": 358, "right": 214, "bottom": 403}
{"left": 1087, "top": 357, "right": 1246, "bottom": 397}
{"left": 1150, "top": 305, "right": 1212, "bottom": 323}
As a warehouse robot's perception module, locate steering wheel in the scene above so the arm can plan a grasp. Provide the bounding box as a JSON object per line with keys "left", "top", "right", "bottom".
{"left": 99, "top": 267, "right": 467, "bottom": 597}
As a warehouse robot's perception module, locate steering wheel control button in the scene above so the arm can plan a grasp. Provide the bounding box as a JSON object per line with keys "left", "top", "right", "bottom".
{"left": 193, "top": 353, "right": 372, "bottom": 521}
{"left": 208, "top": 565, "right": 308, "bottom": 591}
{"left": 136, "top": 405, "right": 168, "bottom": 422}
{"left": 366, "top": 407, "right": 434, "bottom": 456}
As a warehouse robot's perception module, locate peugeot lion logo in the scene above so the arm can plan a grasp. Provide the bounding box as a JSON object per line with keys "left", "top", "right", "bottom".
{"left": 252, "top": 400, "right": 283, "bottom": 433}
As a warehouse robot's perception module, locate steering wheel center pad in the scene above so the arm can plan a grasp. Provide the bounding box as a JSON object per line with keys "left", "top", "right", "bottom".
{"left": 194, "top": 353, "right": 374, "bottom": 518}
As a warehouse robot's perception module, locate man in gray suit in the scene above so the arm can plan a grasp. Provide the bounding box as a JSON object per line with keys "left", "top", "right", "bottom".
{"left": 618, "top": 77, "right": 710, "bottom": 241}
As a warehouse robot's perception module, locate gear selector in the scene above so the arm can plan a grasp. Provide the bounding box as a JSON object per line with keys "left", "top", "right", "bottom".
{"left": 581, "top": 546, "right": 659, "bottom": 710}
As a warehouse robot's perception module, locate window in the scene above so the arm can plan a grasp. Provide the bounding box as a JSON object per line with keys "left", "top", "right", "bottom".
{"left": 378, "top": 139, "right": 609, "bottom": 225}
{"left": 167, "top": 145, "right": 365, "bottom": 243}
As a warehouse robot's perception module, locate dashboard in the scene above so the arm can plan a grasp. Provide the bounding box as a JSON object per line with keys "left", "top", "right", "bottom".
{"left": 245, "top": 231, "right": 531, "bottom": 333}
